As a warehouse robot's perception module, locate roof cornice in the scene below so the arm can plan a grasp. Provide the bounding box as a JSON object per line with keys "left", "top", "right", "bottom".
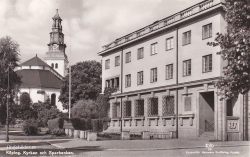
{"left": 98, "top": 0, "right": 225, "bottom": 56}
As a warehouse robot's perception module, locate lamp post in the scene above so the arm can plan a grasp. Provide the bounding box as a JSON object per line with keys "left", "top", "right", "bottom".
{"left": 6, "top": 63, "right": 11, "bottom": 142}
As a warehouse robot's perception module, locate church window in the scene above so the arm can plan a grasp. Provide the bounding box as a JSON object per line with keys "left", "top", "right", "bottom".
{"left": 55, "top": 63, "right": 58, "bottom": 69}
{"left": 51, "top": 94, "right": 56, "bottom": 106}
{"left": 51, "top": 63, "right": 54, "bottom": 68}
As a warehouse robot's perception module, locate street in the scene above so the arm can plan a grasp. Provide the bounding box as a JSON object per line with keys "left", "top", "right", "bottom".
{"left": 77, "top": 145, "right": 249, "bottom": 157}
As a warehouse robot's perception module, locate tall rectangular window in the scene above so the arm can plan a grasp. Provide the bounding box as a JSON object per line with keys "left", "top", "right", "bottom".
{"left": 183, "top": 60, "right": 191, "bottom": 76}
{"left": 123, "top": 101, "right": 132, "bottom": 118}
{"left": 135, "top": 99, "right": 144, "bottom": 117}
{"left": 151, "top": 68, "right": 157, "bottom": 82}
{"left": 112, "top": 102, "right": 120, "bottom": 118}
{"left": 115, "top": 56, "right": 120, "bottom": 66}
{"left": 166, "top": 64, "right": 173, "bottom": 79}
{"left": 202, "top": 23, "right": 212, "bottom": 39}
{"left": 137, "top": 47, "right": 144, "bottom": 59}
{"left": 151, "top": 43, "right": 158, "bottom": 55}
{"left": 183, "top": 31, "right": 191, "bottom": 45}
{"left": 166, "top": 37, "right": 174, "bottom": 50}
{"left": 137, "top": 71, "right": 143, "bottom": 85}
{"left": 105, "top": 59, "right": 110, "bottom": 69}
{"left": 203, "top": 54, "right": 212, "bottom": 72}
{"left": 148, "top": 97, "right": 158, "bottom": 117}
{"left": 125, "top": 74, "right": 131, "bottom": 87}
{"left": 162, "top": 96, "right": 175, "bottom": 116}
{"left": 125, "top": 52, "right": 131, "bottom": 63}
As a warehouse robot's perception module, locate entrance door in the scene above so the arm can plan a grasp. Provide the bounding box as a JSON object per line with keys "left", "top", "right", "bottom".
{"left": 199, "top": 92, "right": 214, "bottom": 135}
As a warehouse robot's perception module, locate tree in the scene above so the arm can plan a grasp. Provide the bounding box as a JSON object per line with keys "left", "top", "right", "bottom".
{"left": 33, "top": 100, "right": 62, "bottom": 127}
{"left": 71, "top": 99, "right": 98, "bottom": 119}
{"left": 0, "top": 36, "right": 21, "bottom": 125}
{"left": 96, "top": 87, "right": 117, "bottom": 118}
{"left": 17, "top": 92, "right": 37, "bottom": 120}
{"left": 208, "top": 0, "right": 250, "bottom": 99}
{"left": 59, "top": 61, "right": 102, "bottom": 109}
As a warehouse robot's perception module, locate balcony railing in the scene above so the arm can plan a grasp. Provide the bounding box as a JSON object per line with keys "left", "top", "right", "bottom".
{"left": 101, "top": 0, "right": 220, "bottom": 52}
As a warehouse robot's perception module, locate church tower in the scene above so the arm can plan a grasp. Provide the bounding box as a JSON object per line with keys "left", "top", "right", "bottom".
{"left": 44, "top": 9, "right": 68, "bottom": 77}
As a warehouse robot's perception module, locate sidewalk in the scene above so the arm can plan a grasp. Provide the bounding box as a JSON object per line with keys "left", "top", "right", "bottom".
{"left": 50, "top": 139, "right": 250, "bottom": 151}
{"left": 0, "top": 138, "right": 249, "bottom": 151}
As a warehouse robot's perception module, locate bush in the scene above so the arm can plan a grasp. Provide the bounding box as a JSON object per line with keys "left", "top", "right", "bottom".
{"left": 47, "top": 118, "right": 64, "bottom": 131}
{"left": 33, "top": 102, "right": 61, "bottom": 127}
{"left": 51, "top": 128, "right": 65, "bottom": 136}
{"left": 22, "top": 119, "right": 39, "bottom": 135}
{"left": 91, "top": 119, "right": 103, "bottom": 132}
{"left": 70, "top": 118, "right": 91, "bottom": 130}
{"left": 71, "top": 100, "right": 98, "bottom": 119}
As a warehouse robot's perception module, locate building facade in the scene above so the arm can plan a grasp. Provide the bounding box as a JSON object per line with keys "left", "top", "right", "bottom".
{"left": 98, "top": 0, "right": 250, "bottom": 141}
{"left": 16, "top": 10, "right": 68, "bottom": 112}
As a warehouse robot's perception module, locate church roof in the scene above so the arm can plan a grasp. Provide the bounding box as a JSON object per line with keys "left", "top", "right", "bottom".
{"left": 17, "top": 69, "right": 62, "bottom": 89}
{"left": 53, "top": 9, "right": 62, "bottom": 20}
{"left": 20, "top": 56, "right": 50, "bottom": 67}
{"left": 45, "top": 50, "right": 68, "bottom": 60}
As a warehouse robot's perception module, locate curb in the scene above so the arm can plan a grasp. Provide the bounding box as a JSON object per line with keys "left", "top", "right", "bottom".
{"left": 50, "top": 144, "right": 66, "bottom": 149}
{"left": 48, "top": 143, "right": 250, "bottom": 151}
{"left": 0, "top": 139, "right": 73, "bottom": 144}
{"left": 102, "top": 144, "right": 250, "bottom": 151}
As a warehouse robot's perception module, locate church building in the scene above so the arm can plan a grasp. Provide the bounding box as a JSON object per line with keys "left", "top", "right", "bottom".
{"left": 16, "top": 9, "right": 68, "bottom": 112}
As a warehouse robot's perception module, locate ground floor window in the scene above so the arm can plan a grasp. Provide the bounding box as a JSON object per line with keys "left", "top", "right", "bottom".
{"left": 123, "top": 100, "right": 132, "bottom": 118}
{"left": 148, "top": 97, "right": 158, "bottom": 117}
{"left": 162, "top": 95, "right": 175, "bottom": 116}
{"left": 112, "top": 102, "right": 120, "bottom": 118}
{"left": 134, "top": 99, "right": 144, "bottom": 117}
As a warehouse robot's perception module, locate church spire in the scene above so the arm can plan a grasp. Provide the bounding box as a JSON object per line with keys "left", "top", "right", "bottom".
{"left": 47, "top": 9, "right": 66, "bottom": 52}
{"left": 45, "top": 9, "right": 68, "bottom": 77}
{"left": 52, "top": 9, "right": 62, "bottom": 31}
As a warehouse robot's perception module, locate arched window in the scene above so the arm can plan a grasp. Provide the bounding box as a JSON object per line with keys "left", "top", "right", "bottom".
{"left": 51, "top": 94, "right": 56, "bottom": 106}
{"left": 55, "top": 63, "right": 58, "bottom": 69}
{"left": 51, "top": 63, "right": 54, "bottom": 68}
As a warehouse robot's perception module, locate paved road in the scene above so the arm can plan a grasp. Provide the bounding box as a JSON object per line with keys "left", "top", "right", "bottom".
{"left": 78, "top": 146, "right": 249, "bottom": 157}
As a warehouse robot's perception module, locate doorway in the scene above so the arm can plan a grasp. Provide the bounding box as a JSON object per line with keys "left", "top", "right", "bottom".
{"left": 199, "top": 91, "right": 214, "bottom": 135}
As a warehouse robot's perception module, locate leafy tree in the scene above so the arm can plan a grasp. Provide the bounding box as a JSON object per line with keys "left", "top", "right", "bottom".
{"left": 0, "top": 36, "right": 21, "bottom": 125}
{"left": 71, "top": 99, "right": 98, "bottom": 119}
{"left": 208, "top": 0, "right": 250, "bottom": 99}
{"left": 59, "top": 61, "right": 102, "bottom": 109}
{"left": 18, "top": 92, "right": 37, "bottom": 120}
{"left": 20, "top": 92, "right": 32, "bottom": 106}
{"left": 96, "top": 87, "right": 117, "bottom": 118}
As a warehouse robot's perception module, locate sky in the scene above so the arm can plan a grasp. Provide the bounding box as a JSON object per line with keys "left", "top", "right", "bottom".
{"left": 0, "top": 0, "right": 202, "bottom": 65}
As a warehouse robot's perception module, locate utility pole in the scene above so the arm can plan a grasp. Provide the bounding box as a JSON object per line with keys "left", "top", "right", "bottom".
{"left": 68, "top": 0, "right": 72, "bottom": 119}
{"left": 6, "top": 63, "right": 11, "bottom": 142}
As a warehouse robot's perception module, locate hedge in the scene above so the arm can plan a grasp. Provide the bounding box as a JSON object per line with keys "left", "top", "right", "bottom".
{"left": 91, "top": 119, "right": 103, "bottom": 132}
{"left": 68, "top": 118, "right": 111, "bottom": 132}
{"left": 47, "top": 118, "right": 64, "bottom": 131}
{"left": 22, "top": 119, "right": 39, "bottom": 135}
{"left": 70, "top": 118, "right": 92, "bottom": 131}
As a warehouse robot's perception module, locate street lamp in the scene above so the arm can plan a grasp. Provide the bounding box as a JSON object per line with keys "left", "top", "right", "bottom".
{"left": 6, "top": 63, "right": 12, "bottom": 142}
